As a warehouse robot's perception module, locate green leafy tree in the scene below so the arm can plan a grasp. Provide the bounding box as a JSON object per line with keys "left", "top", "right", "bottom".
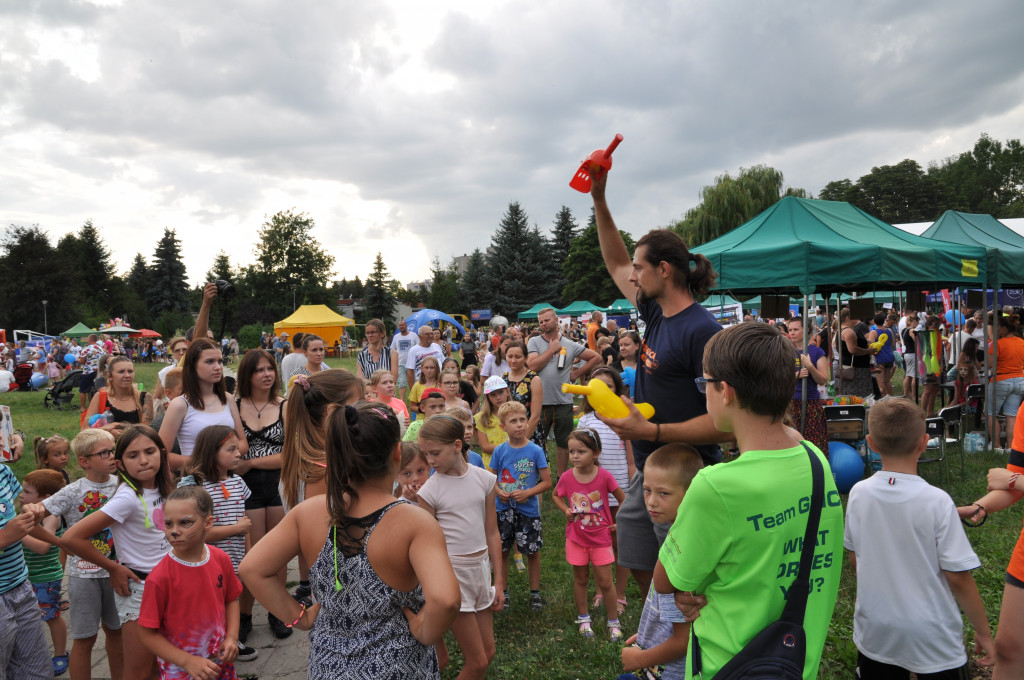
{"left": 852, "top": 159, "right": 953, "bottom": 223}
{"left": 819, "top": 179, "right": 856, "bottom": 202}
{"left": 457, "top": 249, "right": 490, "bottom": 312}
{"left": 486, "top": 202, "right": 550, "bottom": 317}
{"left": 548, "top": 206, "right": 579, "bottom": 307}
{"left": 333, "top": 276, "right": 365, "bottom": 300}
{"left": 120, "top": 253, "right": 154, "bottom": 329}
{"left": 147, "top": 228, "right": 191, "bottom": 316}
{"left": 670, "top": 165, "right": 801, "bottom": 247}
{"left": 364, "top": 253, "right": 397, "bottom": 324}
{"left": 561, "top": 224, "right": 636, "bottom": 306}
{"left": 56, "top": 220, "right": 124, "bottom": 326}
{"left": 0, "top": 225, "right": 77, "bottom": 333}
{"left": 929, "top": 134, "right": 1024, "bottom": 217}
{"left": 428, "top": 257, "right": 461, "bottom": 313}
{"left": 239, "top": 210, "right": 336, "bottom": 325}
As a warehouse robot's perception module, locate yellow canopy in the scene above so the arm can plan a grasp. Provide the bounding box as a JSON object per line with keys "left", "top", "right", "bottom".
{"left": 273, "top": 305, "right": 355, "bottom": 347}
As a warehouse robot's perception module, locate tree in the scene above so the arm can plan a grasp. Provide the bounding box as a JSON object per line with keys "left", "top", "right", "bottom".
{"left": 56, "top": 220, "right": 124, "bottom": 326}
{"left": 120, "top": 253, "right": 154, "bottom": 330}
{"left": 852, "top": 159, "right": 953, "bottom": 223}
{"left": 363, "top": 253, "right": 397, "bottom": 324}
{"left": 458, "top": 249, "right": 490, "bottom": 312}
{"left": 548, "top": 206, "right": 579, "bottom": 307}
{"left": 561, "top": 224, "right": 636, "bottom": 306}
{"left": 205, "top": 251, "right": 238, "bottom": 339}
{"left": 0, "top": 224, "right": 77, "bottom": 333}
{"left": 670, "top": 165, "right": 801, "bottom": 247}
{"left": 148, "top": 228, "right": 191, "bottom": 316}
{"left": 428, "top": 257, "right": 461, "bottom": 313}
{"left": 819, "top": 179, "right": 856, "bottom": 202}
{"left": 486, "top": 202, "right": 551, "bottom": 317}
{"left": 333, "top": 276, "right": 365, "bottom": 300}
{"left": 239, "top": 210, "right": 336, "bottom": 325}
{"left": 929, "top": 134, "right": 1024, "bottom": 217}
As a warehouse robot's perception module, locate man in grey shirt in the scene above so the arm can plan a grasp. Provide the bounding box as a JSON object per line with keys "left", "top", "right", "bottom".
{"left": 527, "top": 307, "right": 601, "bottom": 475}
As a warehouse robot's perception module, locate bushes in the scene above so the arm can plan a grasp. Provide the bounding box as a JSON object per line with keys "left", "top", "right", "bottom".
{"left": 238, "top": 324, "right": 270, "bottom": 349}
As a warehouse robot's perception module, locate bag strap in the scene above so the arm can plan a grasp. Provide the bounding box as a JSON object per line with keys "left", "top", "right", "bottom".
{"left": 691, "top": 442, "right": 824, "bottom": 677}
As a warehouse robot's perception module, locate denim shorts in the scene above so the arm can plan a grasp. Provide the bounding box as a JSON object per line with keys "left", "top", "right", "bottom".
{"left": 990, "top": 376, "right": 1024, "bottom": 417}
{"left": 32, "top": 580, "right": 62, "bottom": 622}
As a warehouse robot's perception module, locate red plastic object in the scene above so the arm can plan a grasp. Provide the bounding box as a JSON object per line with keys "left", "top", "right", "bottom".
{"left": 569, "top": 134, "right": 624, "bottom": 192}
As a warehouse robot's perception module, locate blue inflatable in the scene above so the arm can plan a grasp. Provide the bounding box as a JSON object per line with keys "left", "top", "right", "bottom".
{"left": 64, "top": 353, "right": 76, "bottom": 365}
{"left": 30, "top": 373, "right": 50, "bottom": 390}
{"left": 828, "top": 441, "right": 864, "bottom": 493}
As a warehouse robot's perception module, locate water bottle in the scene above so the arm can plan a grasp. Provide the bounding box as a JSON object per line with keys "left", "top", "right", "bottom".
{"left": 557, "top": 347, "right": 567, "bottom": 369}
{"left": 102, "top": 409, "right": 113, "bottom": 426}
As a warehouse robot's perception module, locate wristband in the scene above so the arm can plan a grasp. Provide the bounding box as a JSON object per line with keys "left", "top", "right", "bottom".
{"left": 286, "top": 602, "right": 307, "bottom": 629}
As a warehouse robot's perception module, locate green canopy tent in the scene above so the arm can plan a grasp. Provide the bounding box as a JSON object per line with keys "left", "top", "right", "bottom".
{"left": 693, "top": 197, "right": 988, "bottom": 295}
{"left": 693, "top": 196, "right": 988, "bottom": 430}
{"left": 556, "top": 301, "right": 608, "bottom": 317}
{"left": 62, "top": 322, "right": 95, "bottom": 338}
{"left": 922, "top": 210, "right": 1024, "bottom": 288}
{"left": 606, "top": 298, "right": 637, "bottom": 314}
{"left": 517, "top": 302, "right": 554, "bottom": 321}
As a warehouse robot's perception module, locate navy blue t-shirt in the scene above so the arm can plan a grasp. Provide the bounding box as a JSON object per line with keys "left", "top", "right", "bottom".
{"left": 634, "top": 295, "right": 722, "bottom": 469}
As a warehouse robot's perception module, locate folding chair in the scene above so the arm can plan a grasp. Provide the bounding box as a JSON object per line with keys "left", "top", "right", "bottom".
{"left": 937, "top": 404, "right": 964, "bottom": 478}
{"left": 962, "top": 383, "right": 985, "bottom": 435}
{"left": 922, "top": 406, "right": 960, "bottom": 486}
{"left": 824, "top": 404, "right": 866, "bottom": 443}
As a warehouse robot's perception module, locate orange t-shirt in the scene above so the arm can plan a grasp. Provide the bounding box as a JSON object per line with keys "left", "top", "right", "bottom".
{"left": 586, "top": 323, "right": 600, "bottom": 352}
{"left": 990, "top": 336, "right": 1024, "bottom": 379}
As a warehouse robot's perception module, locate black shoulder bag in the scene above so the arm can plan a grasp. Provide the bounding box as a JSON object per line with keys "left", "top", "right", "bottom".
{"left": 690, "top": 442, "right": 824, "bottom": 680}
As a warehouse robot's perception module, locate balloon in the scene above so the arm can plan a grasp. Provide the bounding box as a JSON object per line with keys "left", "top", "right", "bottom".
{"left": 828, "top": 441, "right": 865, "bottom": 494}
{"left": 944, "top": 310, "right": 965, "bottom": 326}
{"left": 30, "top": 373, "right": 50, "bottom": 389}
{"left": 64, "top": 353, "right": 76, "bottom": 364}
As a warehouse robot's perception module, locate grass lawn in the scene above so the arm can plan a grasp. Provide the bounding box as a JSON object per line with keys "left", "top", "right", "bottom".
{"left": 1, "top": 359, "right": 1010, "bottom": 678}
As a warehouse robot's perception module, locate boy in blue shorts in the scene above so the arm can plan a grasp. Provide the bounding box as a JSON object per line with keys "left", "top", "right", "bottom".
{"left": 619, "top": 443, "right": 703, "bottom": 680}
{"left": 845, "top": 397, "right": 994, "bottom": 678}
{"left": 488, "top": 401, "right": 551, "bottom": 610}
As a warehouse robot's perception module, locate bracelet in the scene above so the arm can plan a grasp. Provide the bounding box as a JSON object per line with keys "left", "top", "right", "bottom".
{"left": 1011, "top": 474, "right": 1021, "bottom": 491}
{"left": 286, "top": 602, "right": 307, "bottom": 629}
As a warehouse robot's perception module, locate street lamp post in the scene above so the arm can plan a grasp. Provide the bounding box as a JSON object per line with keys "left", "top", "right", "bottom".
{"left": 42, "top": 300, "right": 48, "bottom": 335}
{"left": 292, "top": 285, "right": 297, "bottom": 312}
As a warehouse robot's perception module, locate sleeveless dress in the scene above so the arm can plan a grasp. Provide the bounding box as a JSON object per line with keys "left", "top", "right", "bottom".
{"left": 176, "top": 396, "right": 235, "bottom": 457}
{"left": 307, "top": 502, "right": 439, "bottom": 679}
{"left": 503, "top": 370, "right": 546, "bottom": 449}
{"left": 238, "top": 399, "right": 284, "bottom": 507}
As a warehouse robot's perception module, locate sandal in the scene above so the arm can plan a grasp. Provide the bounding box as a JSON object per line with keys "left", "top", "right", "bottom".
{"left": 53, "top": 653, "right": 69, "bottom": 676}
{"left": 617, "top": 597, "right": 628, "bottom": 616}
{"left": 576, "top": 615, "right": 594, "bottom": 638}
{"left": 608, "top": 619, "right": 623, "bottom": 642}
{"left": 592, "top": 593, "right": 603, "bottom": 608}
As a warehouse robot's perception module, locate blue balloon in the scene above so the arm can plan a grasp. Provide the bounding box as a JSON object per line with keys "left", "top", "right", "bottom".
{"left": 30, "top": 373, "right": 50, "bottom": 389}
{"left": 64, "top": 353, "right": 76, "bottom": 364}
{"left": 944, "top": 309, "right": 965, "bottom": 326}
{"left": 828, "top": 441, "right": 865, "bottom": 494}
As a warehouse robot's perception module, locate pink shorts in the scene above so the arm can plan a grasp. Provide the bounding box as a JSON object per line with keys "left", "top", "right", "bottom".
{"left": 565, "top": 539, "right": 615, "bottom": 567}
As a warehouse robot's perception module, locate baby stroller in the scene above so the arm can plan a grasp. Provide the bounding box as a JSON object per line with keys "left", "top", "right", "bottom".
{"left": 44, "top": 370, "right": 83, "bottom": 410}
{"left": 12, "top": 363, "right": 34, "bottom": 391}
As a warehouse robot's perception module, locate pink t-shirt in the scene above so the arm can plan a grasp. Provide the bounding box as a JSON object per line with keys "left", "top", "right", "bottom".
{"left": 139, "top": 546, "right": 242, "bottom": 679}
{"left": 386, "top": 396, "right": 410, "bottom": 421}
{"left": 554, "top": 467, "right": 619, "bottom": 549}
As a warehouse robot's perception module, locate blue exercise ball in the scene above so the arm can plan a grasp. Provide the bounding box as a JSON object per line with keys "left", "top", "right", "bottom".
{"left": 30, "top": 373, "right": 50, "bottom": 390}
{"left": 64, "top": 353, "right": 76, "bottom": 364}
{"left": 828, "top": 441, "right": 864, "bottom": 493}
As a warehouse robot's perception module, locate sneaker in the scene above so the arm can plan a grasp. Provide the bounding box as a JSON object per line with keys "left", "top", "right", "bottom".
{"left": 576, "top": 615, "right": 594, "bottom": 639}
{"left": 268, "top": 611, "right": 293, "bottom": 639}
{"left": 608, "top": 619, "right": 623, "bottom": 642}
{"left": 502, "top": 591, "right": 510, "bottom": 611}
{"left": 238, "top": 613, "right": 252, "bottom": 643}
{"left": 531, "top": 593, "right": 544, "bottom": 611}
{"left": 237, "top": 641, "right": 259, "bottom": 662}
{"left": 292, "top": 584, "right": 313, "bottom": 608}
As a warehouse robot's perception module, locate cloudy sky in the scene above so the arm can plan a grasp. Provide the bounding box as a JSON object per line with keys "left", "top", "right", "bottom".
{"left": 2, "top": 0, "right": 1023, "bottom": 287}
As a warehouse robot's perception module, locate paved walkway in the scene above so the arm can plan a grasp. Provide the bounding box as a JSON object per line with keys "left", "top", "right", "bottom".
{"left": 64, "top": 558, "right": 310, "bottom": 679}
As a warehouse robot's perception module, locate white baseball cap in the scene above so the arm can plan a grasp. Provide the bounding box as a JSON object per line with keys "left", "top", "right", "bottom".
{"left": 483, "top": 376, "right": 509, "bottom": 394}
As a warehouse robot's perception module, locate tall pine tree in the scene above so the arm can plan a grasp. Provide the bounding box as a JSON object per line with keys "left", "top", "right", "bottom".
{"left": 364, "top": 253, "right": 397, "bottom": 324}
{"left": 457, "top": 249, "right": 490, "bottom": 312}
{"left": 148, "top": 228, "right": 190, "bottom": 316}
{"left": 549, "top": 206, "right": 579, "bottom": 307}
{"left": 486, "top": 202, "right": 549, "bottom": 317}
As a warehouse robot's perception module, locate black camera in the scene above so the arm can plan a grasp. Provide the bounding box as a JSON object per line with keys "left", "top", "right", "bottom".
{"left": 215, "top": 279, "right": 236, "bottom": 300}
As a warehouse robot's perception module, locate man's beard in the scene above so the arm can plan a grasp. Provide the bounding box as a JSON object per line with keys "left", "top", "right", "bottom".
{"left": 637, "top": 289, "right": 651, "bottom": 305}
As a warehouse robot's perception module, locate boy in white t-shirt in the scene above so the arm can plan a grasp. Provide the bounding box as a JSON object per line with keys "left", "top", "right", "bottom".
{"left": 845, "top": 398, "right": 995, "bottom": 678}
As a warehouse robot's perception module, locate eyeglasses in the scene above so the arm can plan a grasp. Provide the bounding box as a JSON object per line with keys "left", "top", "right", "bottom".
{"left": 693, "top": 377, "right": 723, "bottom": 394}
{"left": 82, "top": 448, "right": 116, "bottom": 460}
{"left": 441, "top": 381, "right": 460, "bottom": 386}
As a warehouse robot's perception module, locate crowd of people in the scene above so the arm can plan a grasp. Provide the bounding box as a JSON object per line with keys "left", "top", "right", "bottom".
{"left": 3, "top": 198, "right": 1024, "bottom": 680}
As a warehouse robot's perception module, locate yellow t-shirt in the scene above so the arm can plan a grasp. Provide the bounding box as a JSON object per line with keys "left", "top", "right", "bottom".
{"left": 474, "top": 411, "right": 508, "bottom": 469}
{"left": 408, "top": 381, "right": 439, "bottom": 408}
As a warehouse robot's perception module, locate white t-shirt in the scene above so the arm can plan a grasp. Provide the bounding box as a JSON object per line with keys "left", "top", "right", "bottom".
{"left": 480, "top": 353, "right": 509, "bottom": 379}
{"left": 390, "top": 331, "right": 416, "bottom": 367}
{"left": 0, "top": 370, "right": 13, "bottom": 392}
{"left": 844, "top": 471, "right": 980, "bottom": 673}
{"left": 102, "top": 484, "right": 170, "bottom": 573}
{"left": 405, "top": 343, "right": 446, "bottom": 381}
{"left": 280, "top": 352, "right": 306, "bottom": 386}
{"left": 43, "top": 476, "right": 120, "bottom": 578}
{"left": 417, "top": 465, "right": 496, "bottom": 556}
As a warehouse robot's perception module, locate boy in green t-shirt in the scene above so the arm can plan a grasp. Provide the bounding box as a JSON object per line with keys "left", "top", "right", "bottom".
{"left": 654, "top": 322, "right": 844, "bottom": 680}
